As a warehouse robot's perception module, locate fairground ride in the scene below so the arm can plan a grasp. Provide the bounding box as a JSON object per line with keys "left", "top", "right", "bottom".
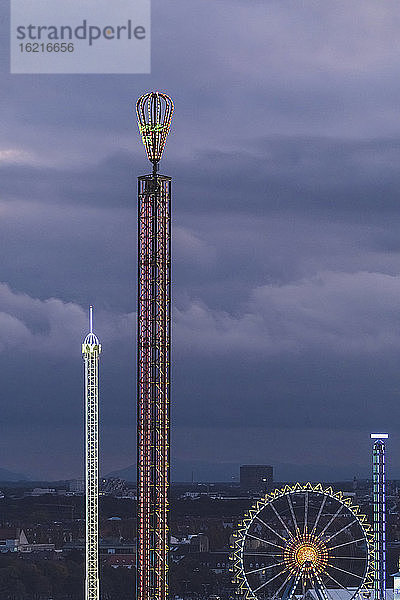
{"left": 231, "top": 483, "right": 373, "bottom": 600}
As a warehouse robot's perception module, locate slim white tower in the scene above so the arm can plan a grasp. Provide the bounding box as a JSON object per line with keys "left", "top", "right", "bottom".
{"left": 82, "top": 306, "right": 101, "bottom": 600}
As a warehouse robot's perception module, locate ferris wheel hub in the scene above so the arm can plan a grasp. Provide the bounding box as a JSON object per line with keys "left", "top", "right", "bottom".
{"left": 284, "top": 533, "right": 328, "bottom": 580}
{"left": 297, "top": 546, "right": 317, "bottom": 563}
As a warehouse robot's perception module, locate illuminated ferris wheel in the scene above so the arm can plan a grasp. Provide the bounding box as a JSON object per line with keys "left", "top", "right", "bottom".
{"left": 231, "top": 483, "right": 373, "bottom": 600}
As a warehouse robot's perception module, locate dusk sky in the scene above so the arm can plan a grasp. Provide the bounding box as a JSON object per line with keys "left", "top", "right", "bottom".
{"left": 1, "top": 0, "right": 400, "bottom": 481}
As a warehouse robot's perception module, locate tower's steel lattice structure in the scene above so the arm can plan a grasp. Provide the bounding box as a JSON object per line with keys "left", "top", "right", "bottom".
{"left": 82, "top": 306, "right": 101, "bottom": 600}
{"left": 136, "top": 91, "right": 174, "bottom": 600}
{"left": 371, "top": 433, "right": 388, "bottom": 600}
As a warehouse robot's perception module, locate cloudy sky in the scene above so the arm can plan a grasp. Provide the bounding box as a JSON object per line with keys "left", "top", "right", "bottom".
{"left": 1, "top": 0, "right": 400, "bottom": 481}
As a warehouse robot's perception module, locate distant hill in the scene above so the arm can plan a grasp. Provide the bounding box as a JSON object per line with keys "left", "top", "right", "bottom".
{"left": 105, "top": 465, "right": 136, "bottom": 482}
{"left": 104, "top": 460, "right": 371, "bottom": 484}
{"left": 0, "top": 468, "right": 29, "bottom": 482}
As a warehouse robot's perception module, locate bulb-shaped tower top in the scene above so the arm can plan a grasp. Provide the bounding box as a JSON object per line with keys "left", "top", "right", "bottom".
{"left": 82, "top": 305, "right": 101, "bottom": 351}
{"left": 136, "top": 91, "right": 174, "bottom": 166}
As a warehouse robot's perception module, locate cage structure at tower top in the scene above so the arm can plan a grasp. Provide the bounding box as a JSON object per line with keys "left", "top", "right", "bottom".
{"left": 231, "top": 483, "right": 373, "bottom": 600}
{"left": 83, "top": 306, "right": 100, "bottom": 349}
{"left": 136, "top": 91, "right": 174, "bottom": 168}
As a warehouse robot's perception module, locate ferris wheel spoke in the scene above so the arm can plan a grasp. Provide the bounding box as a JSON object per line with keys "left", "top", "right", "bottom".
{"left": 325, "top": 518, "right": 358, "bottom": 543}
{"left": 311, "top": 494, "right": 327, "bottom": 536}
{"left": 315, "top": 582, "right": 332, "bottom": 600}
{"left": 270, "top": 502, "right": 294, "bottom": 539}
{"left": 271, "top": 571, "right": 293, "bottom": 599}
{"left": 286, "top": 566, "right": 304, "bottom": 600}
{"left": 329, "top": 556, "right": 366, "bottom": 560}
{"left": 252, "top": 567, "right": 288, "bottom": 592}
{"left": 327, "top": 563, "right": 364, "bottom": 580}
{"left": 245, "top": 532, "right": 286, "bottom": 551}
{"left": 321, "top": 578, "right": 343, "bottom": 600}
{"left": 328, "top": 537, "right": 366, "bottom": 551}
{"left": 314, "top": 570, "right": 334, "bottom": 600}
{"left": 287, "top": 494, "right": 299, "bottom": 533}
{"left": 245, "top": 560, "right": 286, "bottom": 575}
{"left": 255, "top": 515, "right": 287, "bottom": 542}
{"left": 319, "top": 504, "right": 343, "bottom": 537}
{"left": 304, "top": 491, "right": 309, "bottom": 533}
{"left": 323, "top": 569, "right": 357, "bottom": 595}
{"left": 243, "top": 552, "right": 283, "bottom": 557}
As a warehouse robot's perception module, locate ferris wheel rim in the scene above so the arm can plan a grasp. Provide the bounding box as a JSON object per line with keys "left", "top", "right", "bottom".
{"left": 230, "top": 482, "right": 373, "bottom": 600}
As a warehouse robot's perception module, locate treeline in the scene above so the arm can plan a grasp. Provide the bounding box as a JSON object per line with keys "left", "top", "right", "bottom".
{"left": 0, "top": 554, "right": 135, "bottom": 600}
{"left": 171, "top": 498, "right": 250, "bottom": 519}
{"left": 169, "top": 555, "right": 233, "bottom": 599}
{"left": 0, "top": 496, "right": 137, "bottom": 526}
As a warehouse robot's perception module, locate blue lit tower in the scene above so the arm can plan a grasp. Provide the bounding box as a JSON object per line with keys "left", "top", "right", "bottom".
{"left": 371, "top": 433, "right": 388, "bottom": 600}
{"left": 82, "top": 306, "right": 101, "bottom": 600}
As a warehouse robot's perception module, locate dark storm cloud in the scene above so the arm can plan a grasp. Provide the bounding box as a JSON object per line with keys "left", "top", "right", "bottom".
{"left": 174, "top": 136, "right": 400, "bottom": 218}
{"left": 0, "top": 177, "right": 139, "bottom": 310}
{"left": 4, "top": 134, "right": 400, "bottom": 220}
{"left": 3, "top": 1, "right": 400, "bottom": 165}
{"left": 0, "top": 283, "right": 134, "bottom": 357}
{"left": 1, "top": 0, "right": 400, "bottom": 479}
{"left": 173, "top": 349, "right": 400, "bottom": 430}
{"left": 3, "top": 133, "right": 395, "bottom": 320}
{"left": 0, "top": 152, "right": 137, "bottom": 207}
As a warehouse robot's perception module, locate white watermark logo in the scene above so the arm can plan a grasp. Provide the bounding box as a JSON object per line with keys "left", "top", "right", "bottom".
{"left": 11, "top": 0, "right": 150, "bottom": 74}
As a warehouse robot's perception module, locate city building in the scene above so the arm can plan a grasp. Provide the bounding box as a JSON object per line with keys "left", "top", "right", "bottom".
{"left": 99, "top": 478, "right": 127, "bottom": 496}
{"left": 27, "top": 487, "right": 56, "bottom": 496}
{"left": 0, "top": 528, "right": 28, "bottom": 552}
{"left": 68, "top": 479, "right": 84, "bottom": 494}
{"left": 100, "top": 543, "right": 136, "bottom": 569}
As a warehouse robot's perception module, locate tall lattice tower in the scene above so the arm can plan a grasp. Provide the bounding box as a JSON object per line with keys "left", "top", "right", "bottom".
{"left": 136, "top": 91, "right": 174, "bottom": 600}
{"left": 371, "top": 433, "right": 388, "bottom": 600}
{"left": 82, "top": 306, "right": 101, "bottom": 600}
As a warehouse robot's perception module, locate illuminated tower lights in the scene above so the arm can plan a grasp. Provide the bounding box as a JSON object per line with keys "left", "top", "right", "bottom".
{"left": 371, "top": 433, "right": 388, "bottom": 600}
{"left": 82, "top": 306, "right": 101, "bottom": 600}
{"left": 136, "top": 91, "right": 174, "bottom": 600}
